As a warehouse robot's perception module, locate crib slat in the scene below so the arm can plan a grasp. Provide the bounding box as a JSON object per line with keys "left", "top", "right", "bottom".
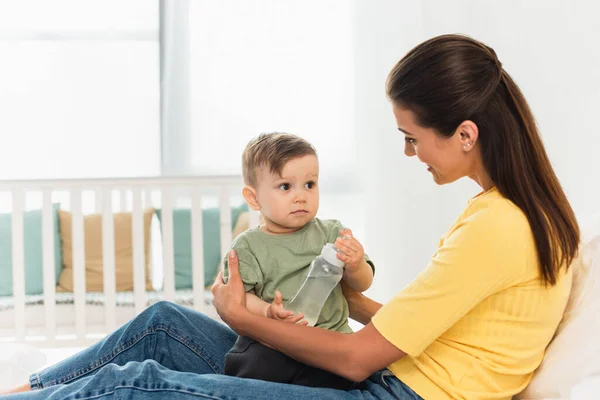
{"left": 94, "top": 189, "right": 103, "bottom": 214}
{"left": 42, "top": 189, "right": 57, "bottom": 340}
{"left": 161, "top": 188, "right": 175, "bottom": 301}
{"left": 120, "top": 190, "right": 128, "bottom": 212}
{"left": 132, "top": 188, "right": 146, "bottom": 314}
{"left": 102, "top": 189, "right": 117, "bottom": 334}
{"left": 144, "top": 189, "right": 153, "bottom": 208}
{"left": 191, "top": 188, "right": 205, "bottom": 312}
{"left": 11, "top": 188, "right": 26, "bottom": 341}
{"left": 218, "top": 186, "right": 233, "bottom": 262}
{"left": 71, "top": 188, "right": 86, "bottom": 340}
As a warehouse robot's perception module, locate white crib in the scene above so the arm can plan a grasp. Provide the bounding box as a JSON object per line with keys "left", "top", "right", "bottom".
{"left": 0, "top": 175, "right": 258, "bottom": 347}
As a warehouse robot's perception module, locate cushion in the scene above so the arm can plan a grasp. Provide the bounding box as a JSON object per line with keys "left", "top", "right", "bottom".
{"left": 155, "top": 204, "right": 248, "bottom": 289}
{"left": 56, "top": 208, "right": 154, "bottom": 292}
{"left": 210, "top": 210, "right": 253, "bottom": 285}
{"left": 0, "top": 204, "right": 63, "bottom": 296}
{"left": 516, "top": 214, "right": 600, "bottom": 399}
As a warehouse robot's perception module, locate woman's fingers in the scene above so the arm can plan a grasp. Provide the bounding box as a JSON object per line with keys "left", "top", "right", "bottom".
{"left": 211, "top": 271, "right": 224, "bottom": 295}
{"left": 227, "top": 250, "right": 242, "bottom": 284}
{"left": 211, "top": 250, "right": 248, "bottom": 325}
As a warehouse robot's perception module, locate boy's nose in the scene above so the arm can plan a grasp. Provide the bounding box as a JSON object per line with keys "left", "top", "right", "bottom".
{"left": 294, "top": 190, "right": 307, "bottom": 203}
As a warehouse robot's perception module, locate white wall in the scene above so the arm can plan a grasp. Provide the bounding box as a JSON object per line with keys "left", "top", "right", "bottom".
{"left": 353, "top": 0, "right": 600, "bottom": 302}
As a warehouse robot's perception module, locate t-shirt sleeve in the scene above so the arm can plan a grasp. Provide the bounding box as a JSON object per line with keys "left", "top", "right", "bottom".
{"left": 223, "top": 238, "right": 264, "bottom": 293}
{"left": 372, "top": 206, "right": 530, "bottom": 357}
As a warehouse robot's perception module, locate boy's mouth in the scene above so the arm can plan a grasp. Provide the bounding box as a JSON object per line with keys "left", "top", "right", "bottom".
{"left": 291, "top": 210, "right": 308, "bottom": 215}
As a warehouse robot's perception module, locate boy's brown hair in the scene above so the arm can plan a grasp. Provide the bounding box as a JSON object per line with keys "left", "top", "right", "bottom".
{"left": 242, "top": 132, "right": 317, "bottom": 187}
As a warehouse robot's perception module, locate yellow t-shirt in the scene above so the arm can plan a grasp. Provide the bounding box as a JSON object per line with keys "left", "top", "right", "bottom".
{"left": 372, "top": 187, "right": 572, "bottom": 400}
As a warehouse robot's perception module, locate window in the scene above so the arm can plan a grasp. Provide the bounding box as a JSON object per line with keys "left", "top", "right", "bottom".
{"left": 0, "top": 0, "right": 160, "bottom": 180}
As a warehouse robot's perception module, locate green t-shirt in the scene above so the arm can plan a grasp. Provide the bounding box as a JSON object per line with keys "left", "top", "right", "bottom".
{"left": 223, "top": 218, "right": 374, "bottom": 334}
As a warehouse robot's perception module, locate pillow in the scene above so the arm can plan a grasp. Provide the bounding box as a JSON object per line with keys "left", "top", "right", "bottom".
{"left": 0, "top": 204, "right": 63, "bottom": 296}
{"left": 515, "top": 214, "right": 600, "bottom": 399}
{"left": 56, "top": 209, "right": 154, "bottom": 292}
{"left": 156, "top": 204, "right": 248, "bottom": 289}
{"left": 211, "top": 210, "right": 253, "bottom": 285}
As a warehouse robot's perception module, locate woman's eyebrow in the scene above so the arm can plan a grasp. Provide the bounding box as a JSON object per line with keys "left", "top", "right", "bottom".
{"left": 397, "top": 127, "right": 415, "bottom": 136}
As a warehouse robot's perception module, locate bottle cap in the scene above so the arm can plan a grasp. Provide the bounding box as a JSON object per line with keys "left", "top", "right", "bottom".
{"left": 321, "top": 243, "right": 345, "bottom": 268}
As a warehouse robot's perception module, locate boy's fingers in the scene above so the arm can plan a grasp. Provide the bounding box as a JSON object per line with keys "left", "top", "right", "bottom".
{"left": 274, "top": 291, "right": 283, "bottom": 305}
{"left": 288, "top": 314, "right": 305, "bottom": 324}
{"left": 335, "top": 240, "right": 356, "bottom": 256}
{"left": 339, "top": 228, "right": 353, "bottom": 240}
{"left": 277, "top": 309, "right": 293, "bottom": 318}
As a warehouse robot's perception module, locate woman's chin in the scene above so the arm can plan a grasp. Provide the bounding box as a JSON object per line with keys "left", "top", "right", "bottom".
{"left": 429, "top": 170, "right": 447, "bottom": 185}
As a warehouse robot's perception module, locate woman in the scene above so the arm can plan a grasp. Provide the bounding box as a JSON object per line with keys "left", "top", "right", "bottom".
{"left": 3, "top": 34, "right": 579, "bottom": 400}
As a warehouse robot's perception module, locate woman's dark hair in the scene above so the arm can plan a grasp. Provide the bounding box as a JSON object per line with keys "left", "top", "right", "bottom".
{"left": 386, "top": 34, "right": 579, "bottom": 285}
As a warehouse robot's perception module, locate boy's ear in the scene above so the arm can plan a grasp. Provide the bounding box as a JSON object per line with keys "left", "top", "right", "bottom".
{"left": 242, "top": 185, "right": 261, "bottom": 211}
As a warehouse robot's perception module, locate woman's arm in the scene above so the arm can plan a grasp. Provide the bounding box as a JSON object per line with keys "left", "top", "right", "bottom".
{"left": 341, "top": 281, "right": 383, "bottom": 325}
{"left": 212, "top": 251, "right": 405, "bottom": 382}
{"left": 342, "top": 259, "right": 374, "bottom": 292}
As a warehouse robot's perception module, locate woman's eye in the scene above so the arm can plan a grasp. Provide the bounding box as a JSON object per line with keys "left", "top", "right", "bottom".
{"left": 279, "top": 183, "right": 291, "bottom": 191}
{"left": 405, "top": 137, "right": 416, "bottom": 145}
{"left": 305, "top": 181, "right": 316, "bottom": 189}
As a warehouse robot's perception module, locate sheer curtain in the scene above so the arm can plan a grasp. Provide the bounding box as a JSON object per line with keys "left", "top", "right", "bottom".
{"left": 186, "top": 0, "right": 357, "bottom": 193}
{"left": 166, "top": 0, "right": 365, "bottom": 235}
{"left": 0, "top": 0, "right": 161, "bottom": 183}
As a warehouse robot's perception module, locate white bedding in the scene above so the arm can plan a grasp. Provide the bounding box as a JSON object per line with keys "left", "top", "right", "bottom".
{"left": 0, "top": 288, "right": 211, "bottom": 312}
{"left": 0, "top": 289, "right": 219, "bottom": 338}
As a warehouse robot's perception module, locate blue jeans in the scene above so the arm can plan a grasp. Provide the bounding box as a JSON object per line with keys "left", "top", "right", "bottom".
{"left": 4, "top": 302, "right": 422, "bottom": 399}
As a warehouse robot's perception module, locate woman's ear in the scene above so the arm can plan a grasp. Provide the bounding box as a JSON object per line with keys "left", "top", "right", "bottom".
{"left": 242, "top": 185, "right": 261, "bottom": 211}
{"left": 457, "top": 120, "right": 479, "bottom": 152}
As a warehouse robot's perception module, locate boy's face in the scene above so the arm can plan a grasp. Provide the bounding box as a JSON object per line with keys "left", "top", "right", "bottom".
{"left": 253, "top": 155, "right": 319, "bottom": 233}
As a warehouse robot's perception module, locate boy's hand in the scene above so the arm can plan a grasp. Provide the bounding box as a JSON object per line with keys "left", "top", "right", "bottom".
{"left": 267, "top": 291, "right": 308, "bottom": 325}
{"left": 334, "top": 228, "right": 365, "bottom": 273}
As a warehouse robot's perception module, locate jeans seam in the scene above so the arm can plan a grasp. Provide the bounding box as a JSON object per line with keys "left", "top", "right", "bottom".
{"left": 45, "top": 324, "right": 222, "bottom": 387}
{"left": 28, "top": 373, "right": 41, "bottom": 390}
{"left": 68, "top": 386, "right": 224, "bottom": 400}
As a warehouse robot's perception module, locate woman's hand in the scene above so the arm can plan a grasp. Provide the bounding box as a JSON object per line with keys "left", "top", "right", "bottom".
{"left": 341, "top": 280, "right": 364, "bottom": 307}
{"left": 341, "top": 281, "right": 382, "bottom": 326}
{"left": 211, "top": 250, "right": 250, "bottom": 329}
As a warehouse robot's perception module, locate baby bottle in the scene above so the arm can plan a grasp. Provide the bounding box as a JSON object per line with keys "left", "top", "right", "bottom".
{"left": 284, "top": 243, "right": 345, "bottom": 326}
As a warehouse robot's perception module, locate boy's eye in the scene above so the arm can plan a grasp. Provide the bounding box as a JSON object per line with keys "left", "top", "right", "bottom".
{"left": 279, "top": 183, "right": 291, "bottom": 191}
{"left": 405, "top": 137, "right": 416, "bottom": 145}
{"left": 305, "top": 181, "right": 316, "bottom": 189}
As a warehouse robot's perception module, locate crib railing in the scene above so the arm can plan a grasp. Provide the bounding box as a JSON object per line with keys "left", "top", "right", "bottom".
{"left": 0, "top": 175, "right": 259, "bottom": 346}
